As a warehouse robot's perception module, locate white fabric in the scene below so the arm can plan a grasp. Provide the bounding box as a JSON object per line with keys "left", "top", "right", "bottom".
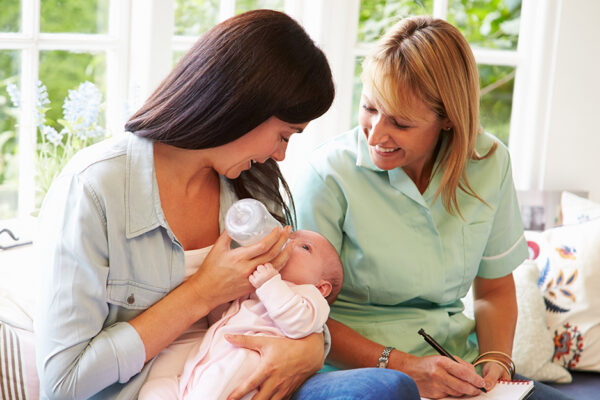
{"left": 561, "top": 191, "right": 600, "bottom": 225}
{"left": 0, "top": 245, "right": 39, "bottom": 331}
{"left": 140, "top": 247, "right": 213, "bottom": 395}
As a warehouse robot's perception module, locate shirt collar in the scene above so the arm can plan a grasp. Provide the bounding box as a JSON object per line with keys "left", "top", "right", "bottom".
{"left": 125, "top": 133, "right": 163, "bottom": 239}
{"left": 354, "top": 126, "right": 447, "bottom": 209}
{"left": 124, "top": 133, "right": 237, "bottom": 240}
{"left": 355, "top": 126, "right": 384, "bottom": 172}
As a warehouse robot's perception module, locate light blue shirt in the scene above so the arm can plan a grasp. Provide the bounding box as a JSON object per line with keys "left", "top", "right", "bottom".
{"left": 34, "top": 133, "right": 240, "bottom": 399}
{"left": 292, "top": 127, "right": 528, "bottom": 361}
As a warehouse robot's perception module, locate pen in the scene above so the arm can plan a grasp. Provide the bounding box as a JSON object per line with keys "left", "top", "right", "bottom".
{"left": 418, "top": 328, "right": 487, "bottom": 393}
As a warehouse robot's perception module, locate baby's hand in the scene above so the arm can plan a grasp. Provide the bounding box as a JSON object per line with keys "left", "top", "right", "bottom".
{"left": 249, "top": 263, "right": 279, "bottom": 288}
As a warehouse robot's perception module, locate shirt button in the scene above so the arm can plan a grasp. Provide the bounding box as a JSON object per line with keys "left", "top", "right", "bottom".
{"left": 127, "top": 294, "right": 135, "bottom": 304}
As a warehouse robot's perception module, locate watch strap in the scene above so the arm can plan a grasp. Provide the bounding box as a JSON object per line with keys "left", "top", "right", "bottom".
{"left": 377, "top": 346, "right": 395, "bottom": 368}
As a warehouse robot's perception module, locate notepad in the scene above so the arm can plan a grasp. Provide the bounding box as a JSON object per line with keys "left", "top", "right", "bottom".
{"left": 421, "top": 380, "right": 534, "bottom": 400}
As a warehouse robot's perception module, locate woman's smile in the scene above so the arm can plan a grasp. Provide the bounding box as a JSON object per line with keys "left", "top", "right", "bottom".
{"left": 373, "top": 144, "right": 401, "bottom": 154}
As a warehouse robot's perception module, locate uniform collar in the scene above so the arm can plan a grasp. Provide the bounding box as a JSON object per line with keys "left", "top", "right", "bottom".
{"left": 354, "top": 126, "right": 446, "bottom": 209}
{"left": 355, "top": 126, "right": 383, "bottom": 172}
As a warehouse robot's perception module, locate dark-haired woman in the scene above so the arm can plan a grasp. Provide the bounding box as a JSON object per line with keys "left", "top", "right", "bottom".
{"left": 34, "top": 10, "right": 419, "bottom": 400}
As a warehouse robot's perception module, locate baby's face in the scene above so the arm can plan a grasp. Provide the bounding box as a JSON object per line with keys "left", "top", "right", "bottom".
{"left": 279, "top": 230, "right": 331, "bottom": 285}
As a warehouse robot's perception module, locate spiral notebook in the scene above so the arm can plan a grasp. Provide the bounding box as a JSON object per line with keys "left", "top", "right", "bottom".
{"left": 421, "top": 380, "right": 534, "bottom": 400}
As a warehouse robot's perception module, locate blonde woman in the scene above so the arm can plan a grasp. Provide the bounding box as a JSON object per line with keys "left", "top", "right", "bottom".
{"left": 293, "top": 16, "right": 575, "bottom": 400}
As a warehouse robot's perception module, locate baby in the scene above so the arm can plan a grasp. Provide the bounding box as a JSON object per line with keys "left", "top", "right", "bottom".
{"left": 139, "top": 229, "right": 343, "bottom": 400}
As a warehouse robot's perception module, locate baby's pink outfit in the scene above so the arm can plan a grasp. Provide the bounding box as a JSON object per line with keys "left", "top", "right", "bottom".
{"left": 140, "top": 274, "right": 329, "bottom": 400}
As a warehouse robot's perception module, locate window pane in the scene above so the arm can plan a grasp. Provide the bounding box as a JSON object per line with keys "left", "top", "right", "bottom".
{"left": 174, "top": 0, "right": 220, "bottom": 36}
{"left": 447, "top": 0, "right": 521, "bottom": 50}
{"left": 0, "top": 0, "right": 21, "bottom": 32}
{"left": 173, "top": 50, "right": 187, "bottom": 67}
{"left": 235, "top": 0, "right": 284, "bottom": 14}
{"left": 0, "top": 50, "right": 20, "bottom": 219}
{"left": 358, "top": 0, "right": 432, "bottom": 43}
{"left": 40, "top": 0, "right": 109, "bottom": 34}
{"left": 350, "top": 56, "right": 364, "bottom": 129}
{"left": 479, "top": 64, "right": 515, "bottom": 145}
{"left": 37, "top": 50, "right": 106, "bottom": 204}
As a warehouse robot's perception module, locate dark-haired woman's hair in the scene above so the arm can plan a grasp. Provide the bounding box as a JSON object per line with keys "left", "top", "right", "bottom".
{"left": 125, "top": 9, "right": 335, "bottom": 225}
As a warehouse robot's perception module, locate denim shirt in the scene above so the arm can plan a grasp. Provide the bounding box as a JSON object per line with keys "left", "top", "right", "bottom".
{"left": 34, "top": 133, "right": 239, "bottom": 399}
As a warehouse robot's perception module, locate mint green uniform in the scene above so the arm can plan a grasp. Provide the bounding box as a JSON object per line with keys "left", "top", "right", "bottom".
{"left": 291, "top": 127, "right": 528, "bottom": 362}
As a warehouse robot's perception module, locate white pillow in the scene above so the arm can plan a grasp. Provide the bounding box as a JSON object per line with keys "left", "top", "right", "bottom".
{"left": 561, "top": 191, "right": 600, "bottom": 224}
{"left": 512, "top": 261, "right": 572, "bottom": 382}
{"left": 0, "top": 244, "right": 39, "bottom": 331}
{"left": 461, "top": 257, "right": 572, "bottom": 383}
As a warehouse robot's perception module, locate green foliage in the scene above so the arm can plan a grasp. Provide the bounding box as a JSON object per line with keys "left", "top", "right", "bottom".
{"left": 0, "top": 50, "right": 20, "bottom": 219}
{"left": 358, "top": 0, "right": 432, "bottom": 43}
{"left": 40, "top": 0, "right": 109, "bottom": 33}
{"left": 479, "top": 64, "right": 515, "bottom": 144}
{"left": 4, "top": 81, "right": 106, "bottom": 209}
{"left": 0, "top": 48, "right": 106, "bottom": 215}
{"left": 448, "top": 0, "right": 521, "bottom": 50}
{"left": 38, "top": 50, "right": 106, "bottom": 133}
{"left": 174, "top": 0, "right": 220, "bottom": 36}
{"left": 352, "top": 0, "right": 520, "bottom": 145}
{"left": 173, "top": 0, "right": 284, "bottom": 37}
{"left": 0, "top": 0, "right": 20, "bottom": 32}
{"left": 235, "top": 0, "right": 284, "bottom": 14}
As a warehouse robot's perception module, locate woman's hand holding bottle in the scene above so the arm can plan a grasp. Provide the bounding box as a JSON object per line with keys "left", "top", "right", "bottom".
{"left": 187, "top": 224, "right": 292, "bottom": 309}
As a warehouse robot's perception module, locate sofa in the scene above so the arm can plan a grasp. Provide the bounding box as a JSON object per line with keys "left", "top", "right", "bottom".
{"left": 1, "top": 192, "right": 599, "bottom": 399}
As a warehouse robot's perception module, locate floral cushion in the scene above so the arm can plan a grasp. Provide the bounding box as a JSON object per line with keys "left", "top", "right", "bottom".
{"left": 525, "top": 192, "right": 600, "bottom": 372}
{"left": 512, "top": 260, "right": 572, "bottom": 382}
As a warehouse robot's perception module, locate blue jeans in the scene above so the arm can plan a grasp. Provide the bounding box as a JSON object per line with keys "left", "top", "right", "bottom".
{"left": 292, "top": 370, "right": 575, "bottom": 400}
{"left": 515, "top": 374, "right": 578, "bottom": 400}
{"left": 292, "top": 368, "right": 420, "bottom": 400}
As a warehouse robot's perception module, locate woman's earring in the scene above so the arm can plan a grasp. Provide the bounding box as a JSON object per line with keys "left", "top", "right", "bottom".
{"left": 443, "top": 127, "right": 452, "bottom": 132}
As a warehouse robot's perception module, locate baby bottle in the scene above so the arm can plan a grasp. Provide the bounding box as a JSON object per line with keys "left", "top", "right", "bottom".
{"left": 225, "top": 198, "right": 282, "bottom": 247}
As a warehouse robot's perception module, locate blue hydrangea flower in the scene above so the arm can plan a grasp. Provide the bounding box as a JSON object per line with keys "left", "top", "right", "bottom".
{"left": 6, "top": 83, "right": 20, "bottom": 108}
{"left": 63, "top": 81, "right": 104, "bottom": 139}
{"left": 41, "top": 125, "right": 64, "bottom": 146}
{"left": 36, "top": 81, "right": 50, "bottom": 128}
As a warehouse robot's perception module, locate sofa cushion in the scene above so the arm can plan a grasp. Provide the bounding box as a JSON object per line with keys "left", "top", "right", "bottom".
{"left": 561, "top": 191, "right": 600, "bottom": 224}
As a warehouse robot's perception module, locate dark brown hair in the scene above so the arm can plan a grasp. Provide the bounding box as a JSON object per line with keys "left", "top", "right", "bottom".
{"left": 125, "top": 10, "right": 335, "bottom": 225}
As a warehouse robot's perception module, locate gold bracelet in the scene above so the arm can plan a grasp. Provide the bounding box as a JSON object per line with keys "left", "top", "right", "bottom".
{"left": 473, "top": 351, "right": 515, "bottom": 379}
{"left": 473, "top": 359, "right": 512, "bottom": 380}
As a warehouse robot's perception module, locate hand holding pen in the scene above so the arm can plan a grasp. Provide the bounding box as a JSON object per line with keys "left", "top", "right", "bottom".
{"left": 418, "top": 328, "right": 487, "bottom": 393}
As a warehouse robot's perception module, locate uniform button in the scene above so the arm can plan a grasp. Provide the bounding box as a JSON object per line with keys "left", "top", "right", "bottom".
{"left": 127, "top": 294, "right": 135, "bottom": 304}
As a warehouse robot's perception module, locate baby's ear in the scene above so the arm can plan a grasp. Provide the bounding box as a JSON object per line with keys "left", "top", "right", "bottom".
{"left": 316, "top": 280, "right": 332, "bottom": 298}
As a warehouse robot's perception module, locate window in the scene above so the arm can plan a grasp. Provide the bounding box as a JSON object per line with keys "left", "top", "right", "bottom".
{"left": 351, "top": 0, "right": 521, "bottom": 145}
{"left": 172, "top": 0, "right": 285, "bottom": 65}
{"left": 0, "top": 0, "right": 556, "bottom": 223}
{"left": 0, "top": 0, "right": 129, "bottom": 219}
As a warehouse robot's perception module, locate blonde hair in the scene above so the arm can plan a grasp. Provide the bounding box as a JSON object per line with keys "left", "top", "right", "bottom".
{"left": 362, "top": 15, "right": 496, "bottom": 216}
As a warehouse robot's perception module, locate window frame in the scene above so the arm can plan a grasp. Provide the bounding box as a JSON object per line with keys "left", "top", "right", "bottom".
{"left": 0, "top": 0, "right": 130, "bottom": 218}
{"left": 0, "top": 0, "right": 559, "bottom": 222}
